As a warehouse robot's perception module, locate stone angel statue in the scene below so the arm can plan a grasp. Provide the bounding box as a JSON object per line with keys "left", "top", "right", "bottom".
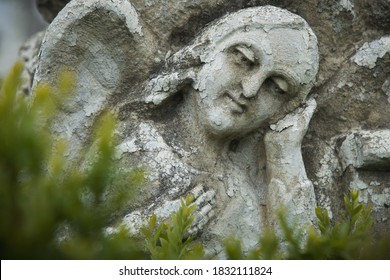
{"left": 33, "top": 0, "right": 319, "bottom": 257}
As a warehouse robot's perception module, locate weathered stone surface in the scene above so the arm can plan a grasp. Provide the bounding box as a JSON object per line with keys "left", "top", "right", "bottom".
{"left": 29, "top": 0, "right": 390, "bottom": 256}
{"left": 352, "top": 36, "right": 390, "bottom": 69}
{"left": 338, "top": 130, "right": 390, "bottom": 171}
{"left": 18, "top": 31, "right": 45, "bottom": 95}
{"left": 355, "top": 0, "right": 390, "bottom": 31}
{"left": 36, "top": 0, "right": 70, "bottom": 23}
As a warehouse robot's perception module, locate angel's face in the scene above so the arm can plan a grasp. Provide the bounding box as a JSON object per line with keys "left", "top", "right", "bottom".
{"left": 193, "top": 28, "right": 311, "bottom": 138}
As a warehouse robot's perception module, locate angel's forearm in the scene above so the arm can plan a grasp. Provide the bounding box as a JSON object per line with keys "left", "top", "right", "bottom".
{"left": 265, "top": 146, "right": 316, "bottom": 233}
{"left": 265, "top": 146, "right": 308, "bottom": 183}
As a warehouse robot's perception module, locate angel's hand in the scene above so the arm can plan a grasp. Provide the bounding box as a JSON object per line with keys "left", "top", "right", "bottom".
{"left": 119, "top": 184, "right": 216, "bottom": 237}
{"left": 264, "top": 98, "right": 317, "bottom": 153}
{"left": 152, "top": 184, "right": 216, "bottom": 236}
{"left": 187, "top": 184, "right": 216, "bottom": 236}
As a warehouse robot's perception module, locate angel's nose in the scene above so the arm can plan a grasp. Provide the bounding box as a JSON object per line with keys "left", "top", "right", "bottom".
{"left": 241, "top": 71, "right": 267, "bottom": 98}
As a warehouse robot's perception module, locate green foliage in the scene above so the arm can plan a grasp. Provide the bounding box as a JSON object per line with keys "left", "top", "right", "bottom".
{"left": 301, "top": 189, "right": 377, "bottom": 260}
{"left": 0, "top": 62, "right": 146, "bottom": 259}
{"left": 224, "top": 189, "right": 390, "bottom": 260}
{"left": 141, "top": 195, "right": 204, "bottom": 259}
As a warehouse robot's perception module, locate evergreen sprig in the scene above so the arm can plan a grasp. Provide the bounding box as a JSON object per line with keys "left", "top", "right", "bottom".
{"left": 141, "top": 195, "right": 204, "bottom": 260}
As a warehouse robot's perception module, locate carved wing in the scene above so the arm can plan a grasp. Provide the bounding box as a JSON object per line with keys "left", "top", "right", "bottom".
{"left": 33, "top": 0, "right": 158, "bottom": 160}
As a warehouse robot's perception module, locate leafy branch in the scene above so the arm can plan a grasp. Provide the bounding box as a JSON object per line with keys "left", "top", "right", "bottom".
{"left": 141, "top": 195, "right": 204, "bottom": 259}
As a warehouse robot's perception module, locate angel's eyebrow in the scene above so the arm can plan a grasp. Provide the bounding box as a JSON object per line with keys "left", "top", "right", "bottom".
{"left": 235, "top": 45, "right": 256, "bottom": 63}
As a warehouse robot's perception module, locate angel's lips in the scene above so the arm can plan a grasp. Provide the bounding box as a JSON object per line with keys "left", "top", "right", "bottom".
{"left": 223, "top": 92, "right": 247, "bottom": 114}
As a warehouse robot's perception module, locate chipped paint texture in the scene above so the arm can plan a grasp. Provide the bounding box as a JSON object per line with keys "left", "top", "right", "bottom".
{"left": 352, "top": 36, "right": 390, "bottom": 69}
{"left": 339, "top": 0, "right": 355, "bottom": 16}
{"left": 314, "top": 129, "right": 390, "bottom": 229}
{"left": 338, "top": 130, "right": 390, "bottom": 171}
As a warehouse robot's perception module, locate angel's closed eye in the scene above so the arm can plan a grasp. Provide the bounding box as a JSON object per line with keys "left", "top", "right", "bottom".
{"left": 263, "top": 74, "right": 298, "bottom": 98}
{"left": 230, "top": 45, "right": 258, "bottom": 70}
{"left": 271, "top": 76, "right": 289, "bottom": 93}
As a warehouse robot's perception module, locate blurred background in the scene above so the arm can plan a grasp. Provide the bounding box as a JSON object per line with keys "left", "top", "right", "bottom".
{"left": 0, "top": 0, "right": 47, "bottom": 76}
